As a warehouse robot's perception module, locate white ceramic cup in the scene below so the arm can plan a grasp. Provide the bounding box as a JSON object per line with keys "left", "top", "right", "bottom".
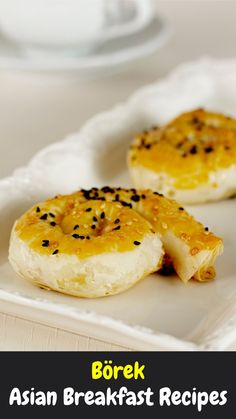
{"left": 0, "top": 0, "right": 153, "bottom": 56}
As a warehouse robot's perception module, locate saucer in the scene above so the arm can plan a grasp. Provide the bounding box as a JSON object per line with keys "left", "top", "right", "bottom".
{"left": 0, "top": 16, "right": 171, "bottom": 77}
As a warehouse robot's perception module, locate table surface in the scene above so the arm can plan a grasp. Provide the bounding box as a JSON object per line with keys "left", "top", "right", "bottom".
{"left": 1, "top": 1, "right": 236, "bottom": 351}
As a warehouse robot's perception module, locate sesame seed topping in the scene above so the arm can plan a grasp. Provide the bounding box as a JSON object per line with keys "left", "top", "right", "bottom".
{"left": 179, "top": 207, "right": 184, "bottom": 211}
{"left": 101, "top": 186, "right": 115, "bottom": 193}
{"left": 52, "top": 249, "right": 59, "bottom": 255}
{"left": 91, "top": 225, "right": 96, "bottom": 229}
{"left": 130, "top": 194, "right": 140, "bottom": 202}
{"left": 50, "top": 221, "right": 56, "bottom": 226}
{"left": 204, "top": 146, "right": 213, "bottom": 153}
{"left": 190, "top": 145, "right": 197, "bottom": 154}
{"left": 93, "top": 216, "right": 98, "bottom": 222}
{"left": 72, "top": 234, "right": 80, "bottom": 239}
{"left": 113, "top": 226, "right": 121, "bottom": 231}
{"left": 86, "top": 236, "right": 90, "bottom": 240}
{"left": 114, "top": 218, "right": 120, "bottom": 224}
{"left": 134, "top": 241, "right": 141, "bottom": 246}
{"left": 141, "top": 194, "right": 146, "bottom": 199}
{"left": 73, "top": 225, "right": 79, "bottom": 230}
{"left": 120, "top": 201, "right": 132, "bottom": 208}
{"left": 145, "top": 144, "right": 151, "bottom": 149}
{"left": 205, "top": 227, "right": 209, "bottom": 231}
{"left": 42, "top": 239, "right": 49, "bottom": 247}
{"left": 115, "top": 194, "right": 120, "bottom": 201}
{"left": 49, "top": 213, "right": 55, "bottom": 218}
{"left": 36, "top": 207, "right": 40, "bottom": 213}
{"left": 85, "top": 208, "right": 92, "bottom": 212}
{"left": 100, "top": 212, "right": 105, "bottom": 219}
{"left": 80, "top": 236, "right": 85, "bottom": 240}
{"left": 40, "top": 213, "right": 48, "bottom": 220}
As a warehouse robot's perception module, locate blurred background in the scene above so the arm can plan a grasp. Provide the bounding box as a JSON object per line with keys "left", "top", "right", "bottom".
{"left": 0, "top": 0, "right": 235, "bottom": 178}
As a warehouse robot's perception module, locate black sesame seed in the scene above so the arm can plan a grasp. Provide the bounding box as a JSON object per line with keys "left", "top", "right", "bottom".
{"left": 42, "top": 239, "right": 49, "bottom": 247}
{"left": 50, "top": 221, "right": 56, "bottom": 226}
{"left": 52, "top": 249, "right": 59, "bottom": 255}
{"left": 83, "top": 190, "right": 91, "bottom": 200}
{"left": 130, "top": 188, "right": 136, "bottom": 193}
{"left": 100, "top": 212, "right": 105, "bottom": 219}
{"left": 91, "top": 225, "right": 96, "bottom": 229}
{"left": 179, "top": 207, "right": 184, "bottom": 211}
{"left": 204, "top": 146, "right": 213, "bottom": 153}
{"left": 190, "top": 145, "right": 197, "bottom": 154}
{"left": 153, "top": 192, "right": 162, "bottom": 196}
{"left": 145, "top": 144, "right": 151, "bottom": 150}
{"left": 80, "top": 236, "right": 85, "bottom": 240}
{"left": 85, "top": 208, "right": 92, "bottom": 212}
{"left": 205, "top": 227, "right": 209, "bottom": 231}
{"left": 36, "top": 206, "right": 40, "bottom": 213}
{"left": 101, "top": 186, "right": 115, "bottom": 193}
{"left": 49, "top": 212, "right": 55, "bottom": 218}
{"left": 115, "top": 194, "right": 120, "bottom": 201}
{"left": 113, "top": 226, "right": 121, "bottom": 231}
{"left": 114, "top": 218, "right": 120, "bottom": 224}
{"left": 93, "top": 216, "right": 98, "bottom": 222}
{"left": 141, "top": 194, "right": 146, "bottom": 199}
{"left": 192, "top": 117, "right": 199, "bottom": 124}
{"left": 120, "top": 201, "right": 132, "bottom": 208}
{"left": 72, "top": 234, "right": 80, "bottom": 239}
{"left": 73, "top": 225, "right": 79, "bottom": 230}
{"left": 86, "top": 236, "right": 90, "bottom": 240}
{"left": 40, "top": 213, "right": 48, "bottom": 220}
{"left": 134, "top": 241, "right": 141, "bottom": 246}
{"left": 130, "top": 194, "right": 140, "bottom": 202}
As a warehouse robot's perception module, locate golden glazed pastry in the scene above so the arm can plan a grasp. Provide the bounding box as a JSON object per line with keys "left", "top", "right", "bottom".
{"left": 128, "top": 108, "right": 236, "bottom": 204}
{"left": 9, "top": 187, "right": 223, "bottom": 298}
{"left": 9, "top": 194, "right": 163, "bottom": 298}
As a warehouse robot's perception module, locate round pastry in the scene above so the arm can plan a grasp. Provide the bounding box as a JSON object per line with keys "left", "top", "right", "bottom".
{"left": 128, "top": 108, "right": 236, "bottom": 204}
{"left": 9, "top": 187, "right": 223, "bottom": 297}
{"left": 71, "top": 187, "right": 222, "bottom": 283}
{"left": 9, "top": 197, "right": 163, "bottom": 298}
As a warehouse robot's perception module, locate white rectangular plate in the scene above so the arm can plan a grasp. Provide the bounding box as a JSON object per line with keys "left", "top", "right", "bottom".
{"left": 1, "top": 58, "right": 236, "bottom": 351}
